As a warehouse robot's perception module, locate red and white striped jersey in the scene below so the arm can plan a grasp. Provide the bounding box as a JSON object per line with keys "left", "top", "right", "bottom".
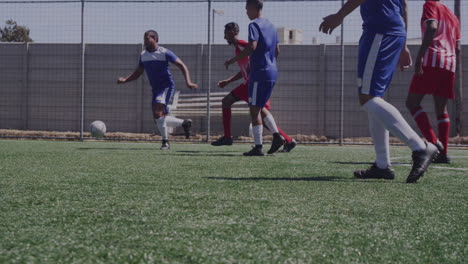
{"left": 235, "top": 39, "right": 250, "bottom": 81}
{"left": 421, "top": 1, "right": 461, "bottom": 72}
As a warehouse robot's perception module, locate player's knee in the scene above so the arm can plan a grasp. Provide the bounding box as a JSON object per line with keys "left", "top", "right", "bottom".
{"left": 222, "top": 97, "right": 233, "bottom": 108}
{"left": 405, "top": 99, "right": 417, "bottom": 112}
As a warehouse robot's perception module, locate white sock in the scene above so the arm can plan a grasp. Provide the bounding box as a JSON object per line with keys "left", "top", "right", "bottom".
{"left": 156, "top": 117, "right": 168, "bottom": 140}
{"left": 368, "top": 112, "right": 390, "bottom": 169}
{"left": 165, "top": 116, "right": 184, "bottom": 127}
{"left": 253, "top": 125, "right": 263, "bottom": 146}
{"left": 363, "top": 97, "right": 425, "bottom": 151}
{"left": 263, "top": 114, "right": 279, "bottom": 134}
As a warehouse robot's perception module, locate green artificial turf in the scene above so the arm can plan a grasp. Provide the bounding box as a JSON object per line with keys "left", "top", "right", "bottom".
{"left": 0, "top": 140, "right": 466, "bottom": 263}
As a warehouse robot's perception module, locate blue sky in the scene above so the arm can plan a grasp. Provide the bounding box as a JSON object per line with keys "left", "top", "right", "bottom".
{"left": 0, "top": 0, "right": 466, "bottom": 44}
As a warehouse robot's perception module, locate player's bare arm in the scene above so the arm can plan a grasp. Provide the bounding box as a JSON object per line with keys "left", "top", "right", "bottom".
{"left": 319, "top": 0, "right": 365, "bottom": 34}
{"left": 397, "top": 0, "right": 412, "bottom": 71}
{"left": 275, "top": 44, "right": 280, "bottom": 60}
{"left": 173, "top": 58, "right": 198, "bottom": 89}
{"left": 224, "top": 40, "right": 256, "bottom": 69}
{"left": 415, "top": 20, "right": 438, "bottom": 75}
{"left": 117, "top": 66, "right": 144, "bottom": 84}
{"left": 218, "top": 71, "right": 243, "bottom": 88}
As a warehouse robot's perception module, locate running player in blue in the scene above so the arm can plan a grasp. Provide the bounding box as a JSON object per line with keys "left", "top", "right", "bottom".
{"left": 224, "top": 0, "right": 285, "bottom": 156}
{"left": 319, "top": 0, "right": 438, "bottom": 183}
{"left": 117, "top": 30, "right": 198, "bottom": 150}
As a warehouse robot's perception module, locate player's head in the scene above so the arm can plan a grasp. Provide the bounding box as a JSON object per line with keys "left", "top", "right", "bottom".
{"left": 224, "top": 22, "right": 239, "bottom": 45}
{"left": 144, "top": 30, "right": 159, "bottom": 51}
{"left": 245, "top": 0, "right": 263, "bottom": 20}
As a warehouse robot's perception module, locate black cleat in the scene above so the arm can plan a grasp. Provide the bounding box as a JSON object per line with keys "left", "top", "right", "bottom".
{"left": 243, "top": 146, "right": 264, "bottom": 156}
{"left": 182, "top": 119, "right": 192, "bottom": 139}
{"left": 160, "top": 140, "right": 170, "bottom": 150}
{"left": 406, "top": 142, "right": 439, "bottom": 183}
{"left": 433, "top": 154, "right": 451, "bottom": 164}
{"left": 267, "top": 133, "right": 285, "bottom": 154}
{"left": 432, "top": 140, "right": 450, "bottom": 163}
{"left": 354, "top": 163, "right": 395, "bottom": 180}
{"left": 280, "top": 139, "right": 297, "bottom": 153}
{"left": 211, "top": 136, "right": 233, "bottom": 146}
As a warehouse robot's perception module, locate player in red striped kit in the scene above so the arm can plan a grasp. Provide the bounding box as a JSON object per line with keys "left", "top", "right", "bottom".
{"left": 406, "top": 0, "right": 461, "bottom": 164}
{"left": 211, "top": 22, "right": 296, "bottom": 153}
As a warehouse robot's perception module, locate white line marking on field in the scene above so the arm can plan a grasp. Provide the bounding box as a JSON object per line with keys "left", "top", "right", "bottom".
{"left": 391, "top": 156, "right": 468, "bottom": 160}
{"left": 394, "top": 164, "right": 468, "bottom": 171}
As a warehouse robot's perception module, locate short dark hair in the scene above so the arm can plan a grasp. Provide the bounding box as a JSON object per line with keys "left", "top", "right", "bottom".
{"left": 144, "top": 30, "right": 159, "bottom": 42}
{"left": 224, "top": 22, "right": 239, "bottom": 34}
{"left": 246, "top": 0, "right": 263, "bottom": 10}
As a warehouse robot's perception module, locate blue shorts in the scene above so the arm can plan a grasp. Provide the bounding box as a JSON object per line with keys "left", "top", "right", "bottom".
{"left": 152, "top": 87, "right": 174, "bottom": 114}
{"left": 357, "top": 31, "right": 405, "bottom": 97}
{"left": 248, "top": 80, "right": 275, "bottom": 108}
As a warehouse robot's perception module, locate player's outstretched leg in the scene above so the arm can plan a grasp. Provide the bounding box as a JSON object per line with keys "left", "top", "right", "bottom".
{"left": 260, "top": 109, "right": 284, "bottom": 154}
{"left": 407, "top": 142, "right": 439, "bottom": 183}
{"left": 165, "top": 116, "right": 192, "bottom": 139}
{"left": 212, "top": 94, "right": 239, "bottom": 146}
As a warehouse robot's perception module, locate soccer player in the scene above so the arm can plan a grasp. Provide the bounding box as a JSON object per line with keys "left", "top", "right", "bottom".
{"left": 117, "top": 30, "right": 198, "bottom": 150}
{"left": 405, "top": 0, "right": 461, "bottom": 164}
{"left": 212, "top": 22, "right": 297, "bottom": 153}
{"left": 224, "top": 0, "right": 285, "bottom": 156}
{"left": 319, "top": 0, "right": 439, "bottom": 183}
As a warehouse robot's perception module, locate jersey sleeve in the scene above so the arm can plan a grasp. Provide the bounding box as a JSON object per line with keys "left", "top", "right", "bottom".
{"left": 422, "top": 2, "right": 439, "bottom": 24}
{"left": 248, "top": 22, "right": 260, "bottom": 42}
{"left": 165, "top": 49, "right": 178, "bottom": 63}
{"left": 138, "top": 56, "right": 144, "bottom": 68}
{"left": 237, "top": 39, "right": 248, "bottom": 48}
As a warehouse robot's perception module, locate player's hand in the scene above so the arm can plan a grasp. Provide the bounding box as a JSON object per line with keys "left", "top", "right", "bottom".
{"left": 224, "top": 58, "right": 234, "bottom": 69}
{"left": 117, "top": 77, "right": 126, "bottom": 84}
{"left": 415, "top": 57, "right": 424, "bottom": 76}
{"left": 217, "top": 80, "right": 229, "bottom": 88}
{"left": 398, "top": 46, "right": 412, "bottom": 71}
{"left": 319, "top": 13, "right": 343, "bottom": 34}
{"left": 187, "top": 82, "right": 198, "bottom": 89}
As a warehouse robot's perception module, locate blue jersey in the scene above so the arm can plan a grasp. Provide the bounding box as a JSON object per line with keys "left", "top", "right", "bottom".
{"left": 360, "top": 0, "right": 406, "bottom": 36}
{"left": 138, "top": 46, "right": 178, "bottom": 91}
{"left": 248, "top": 18, "right": 278, "bottom": 82}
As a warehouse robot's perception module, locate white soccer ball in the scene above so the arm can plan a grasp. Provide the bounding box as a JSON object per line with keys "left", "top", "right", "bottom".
{"left": 89, "top": 120, "right": 106, "bottom": 139}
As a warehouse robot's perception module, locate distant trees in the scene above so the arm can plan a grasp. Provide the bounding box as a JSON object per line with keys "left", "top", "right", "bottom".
{"left": 0, "top": 19, "right": 33, "bottom": 42}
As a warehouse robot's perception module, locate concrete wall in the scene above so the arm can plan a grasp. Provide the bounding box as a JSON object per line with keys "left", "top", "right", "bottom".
{"left": 1, "top": 43, "right": 467, "bottom": 138}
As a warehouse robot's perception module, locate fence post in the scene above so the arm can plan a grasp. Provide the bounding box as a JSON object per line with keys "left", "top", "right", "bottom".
{"left": 206, "top": 0, "right": 212, "bottom": 142}
{"left": 339, "top": 0, "right": 345, "bottom": 145}
{"left": 80, "top": 0, "right": 85, "bottom": 141}
{"left": 22, "top": 42, "right": 30, "bottom": 130}
{"left": 454, "top": 0, "right": 463, "bottom": 136}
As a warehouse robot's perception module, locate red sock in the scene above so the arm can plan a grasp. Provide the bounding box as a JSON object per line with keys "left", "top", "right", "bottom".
{"left": 411, "top": 106, "right": 437, "bottom": 144}
{"left": 222, "top": 108, "right": 232, "bottom": 139}
{"left": 437, "top": 114, "right": 450, "bottom": 155}
{"left": 277, "top": 126, "right": 292, "bottom": 143}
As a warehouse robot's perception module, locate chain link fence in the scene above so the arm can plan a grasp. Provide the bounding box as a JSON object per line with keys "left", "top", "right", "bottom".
{"left": 0, "top": 0, "right": 466, "bottom": 145}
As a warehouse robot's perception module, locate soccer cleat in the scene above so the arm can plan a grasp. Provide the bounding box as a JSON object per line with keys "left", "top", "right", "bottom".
{"left": 406, "top": 142, "right": 439, "bottom": 183}
{"left": 280, "top": 139, "right": 297, "bottom": 153}
{"left": 211, "top": 136, "right": 233, "bottom": 146}
{"left": 160, "top": 140, "right": 170, "bottom": 150}
{"left": 353, "top": 163, "right": 395, "bottom": 180}
{"left": 432, "top": 140, "right": 450, "bottom": 163}
{"left": 433, "top": 154, "right": 451, "bottom": 164}
{"left": 243, "top": 146, "right": 264, "bottom": 156}
{"left": 267, "top": 133, "right": 285, "bottom": 154}
{"left": 182, "top": 119, "right": 192, "bottom": 139}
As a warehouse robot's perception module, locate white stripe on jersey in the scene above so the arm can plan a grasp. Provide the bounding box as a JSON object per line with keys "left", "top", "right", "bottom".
{"left": 362, "top": 34, "right": 383, "bottom": 95}
{"left": 432, "top": 43, "right": 438, "bottom": 67}
{"left": 252, "top": 82, "right": 258, "bottom": 106}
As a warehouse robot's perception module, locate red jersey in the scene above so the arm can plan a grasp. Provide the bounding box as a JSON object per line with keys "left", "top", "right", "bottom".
{"left": 421, "top": 1, "right": 461, "bottom": 72}
{"left": 235, "top": 40, "right": 250, "bottom": 81}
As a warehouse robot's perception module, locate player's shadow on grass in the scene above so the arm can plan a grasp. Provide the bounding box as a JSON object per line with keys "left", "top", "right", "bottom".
{"left": 77, "top": 147, "right": 153, "bottom": 151}
{"left": 331, "top": 161, "right": 412, "bottom": 165}
{"left": 168, "top": 151, "right": 239, "bottom": 157}
{"left": 205, "top": 176, "right": 350, "bottom": 182}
